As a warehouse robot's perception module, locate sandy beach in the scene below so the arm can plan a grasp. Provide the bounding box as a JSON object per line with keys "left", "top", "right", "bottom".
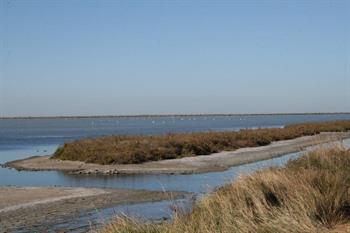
{"left": 4, "top": 132, "right": 350, "bottom": 175}
{"left": 0, "top": 187, "right": 186, "bottom": 232}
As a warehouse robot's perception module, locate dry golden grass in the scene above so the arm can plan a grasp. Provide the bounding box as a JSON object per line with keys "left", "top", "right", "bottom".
{"left": 52, "top": 120, "right": 350, "bottom": 165}
{"left": 101, "top": 146, "right": 350, "bottom": 233}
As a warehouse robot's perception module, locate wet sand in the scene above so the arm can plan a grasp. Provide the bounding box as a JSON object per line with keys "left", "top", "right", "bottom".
{"left": 4, "top": 132, "right": 350, "bottom": 175}
{"left": 0, "top": 187, "right": 186, "bottom": 232}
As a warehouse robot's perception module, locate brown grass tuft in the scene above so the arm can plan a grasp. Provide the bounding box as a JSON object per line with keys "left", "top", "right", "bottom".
{"left": 101, "top": 146, "right": 350, "bottom": 233}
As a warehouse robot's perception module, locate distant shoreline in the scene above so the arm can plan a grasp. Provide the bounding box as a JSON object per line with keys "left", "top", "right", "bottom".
{"left": 1, "top": 112, "right": 350, "bottom": 120}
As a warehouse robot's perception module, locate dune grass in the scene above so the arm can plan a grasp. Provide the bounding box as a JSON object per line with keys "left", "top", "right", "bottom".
{"left": 52, "top": 120, "right": 350, "bottom": 164}
{"left": 101, "top": 146, "right": 350, "bottom": 233}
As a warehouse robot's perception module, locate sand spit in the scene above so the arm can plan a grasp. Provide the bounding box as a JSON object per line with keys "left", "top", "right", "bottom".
{"left": 4, "top": 132, "right": 350, "bottom": 175}
{"left": 0, "top": 187, "right": 186, "bottom": 232}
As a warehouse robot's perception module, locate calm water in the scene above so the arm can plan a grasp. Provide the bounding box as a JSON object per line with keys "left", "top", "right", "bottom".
{"left": 10, "top": 140, "right": 350, "bottom": 233}
{"left": 0, "top": 144, "right": 302, "bottom": 193}
{"left": 1, "top": 114, "right": 350, "bottom": 189}
{"left": 1, "top": 114, "right": 350, "bottom": 232}
{"left": 2, "top": 114, "right": 350, "bottom": 151}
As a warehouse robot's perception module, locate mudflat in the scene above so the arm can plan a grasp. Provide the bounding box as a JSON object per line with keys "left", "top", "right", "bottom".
{"left": 0, "top": 187, "right": 186, "bottom": 232}
{"left": 4, "top": 132, "right": 350, "bottom": 175}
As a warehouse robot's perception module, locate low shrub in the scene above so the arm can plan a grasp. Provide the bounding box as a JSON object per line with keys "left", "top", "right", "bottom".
{"left": 52, "top": 120, "right": 350, "bottom": 165}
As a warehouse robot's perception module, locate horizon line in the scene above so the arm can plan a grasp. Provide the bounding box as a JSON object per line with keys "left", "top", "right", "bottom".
{"left": 1, "top": 112, "right": 350, "bottom": 120}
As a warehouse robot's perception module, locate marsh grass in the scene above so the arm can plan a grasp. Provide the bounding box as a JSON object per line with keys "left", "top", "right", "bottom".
{"left": 52, "top": 120, "right": 350, "bottom": 165}
{"left": 101, "top": 146, "right": 350, "bottom": 233}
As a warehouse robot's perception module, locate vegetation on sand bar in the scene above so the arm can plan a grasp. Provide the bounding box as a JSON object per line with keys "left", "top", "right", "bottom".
{"left": 101, "top": 146, "right": 350, "bottom": 233}
{"left": 52, "top": 120, "right": 350, "bottom": 164}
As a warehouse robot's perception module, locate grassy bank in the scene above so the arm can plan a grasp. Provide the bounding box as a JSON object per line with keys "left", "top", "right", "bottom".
{"left": 52, "top": 120, "right": 350, "bottom": 164}
{"left": 101, "top": 146, "right": 350, "bottom": 233}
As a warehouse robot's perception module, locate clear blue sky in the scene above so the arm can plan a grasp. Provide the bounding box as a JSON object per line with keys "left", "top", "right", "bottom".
{"left": 0, "top": 0, "right": 349, "bottom": 117}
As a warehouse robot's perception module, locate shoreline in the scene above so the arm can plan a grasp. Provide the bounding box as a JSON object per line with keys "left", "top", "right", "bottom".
{"left": 1, "top": 112, "right": 349, "bottom": 120}
{"left": 0, "top": 187, "right": 187, "bottom": 232}
{"left": 5, "top": 132, "right": 350, "bottom": 175}
{"left": 100, "top": 147, "right": 350, "bottom": 233}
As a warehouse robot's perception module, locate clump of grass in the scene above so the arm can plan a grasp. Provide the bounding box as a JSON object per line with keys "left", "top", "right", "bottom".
{"left": 52, "top": 120, "right": 350, "bottom": 164}
{"left": 101, "top": 146, "right": 350, "bottom": 233}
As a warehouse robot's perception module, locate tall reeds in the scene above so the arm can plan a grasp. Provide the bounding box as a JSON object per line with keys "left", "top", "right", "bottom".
{"left": 101, "top": 146, "right": 350, "bottom": 233}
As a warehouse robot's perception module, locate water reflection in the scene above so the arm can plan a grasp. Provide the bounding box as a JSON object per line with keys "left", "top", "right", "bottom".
{"left": 2, "top": 139, "right": 350, "bottom": 194}
{"left": 0, "top": 149, "right": 302, "bottom": 193}
{"left": 2, "top": 139, "right": 350, "bottom": 232}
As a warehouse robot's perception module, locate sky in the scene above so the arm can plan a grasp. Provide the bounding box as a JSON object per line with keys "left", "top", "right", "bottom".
{"left": 0, "top": 0, "right": 349, "bottom": 117}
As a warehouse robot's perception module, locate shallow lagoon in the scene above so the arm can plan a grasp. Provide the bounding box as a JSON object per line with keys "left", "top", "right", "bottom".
{"left": 1, "top": 114, "right": 350, "bottom": 232}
